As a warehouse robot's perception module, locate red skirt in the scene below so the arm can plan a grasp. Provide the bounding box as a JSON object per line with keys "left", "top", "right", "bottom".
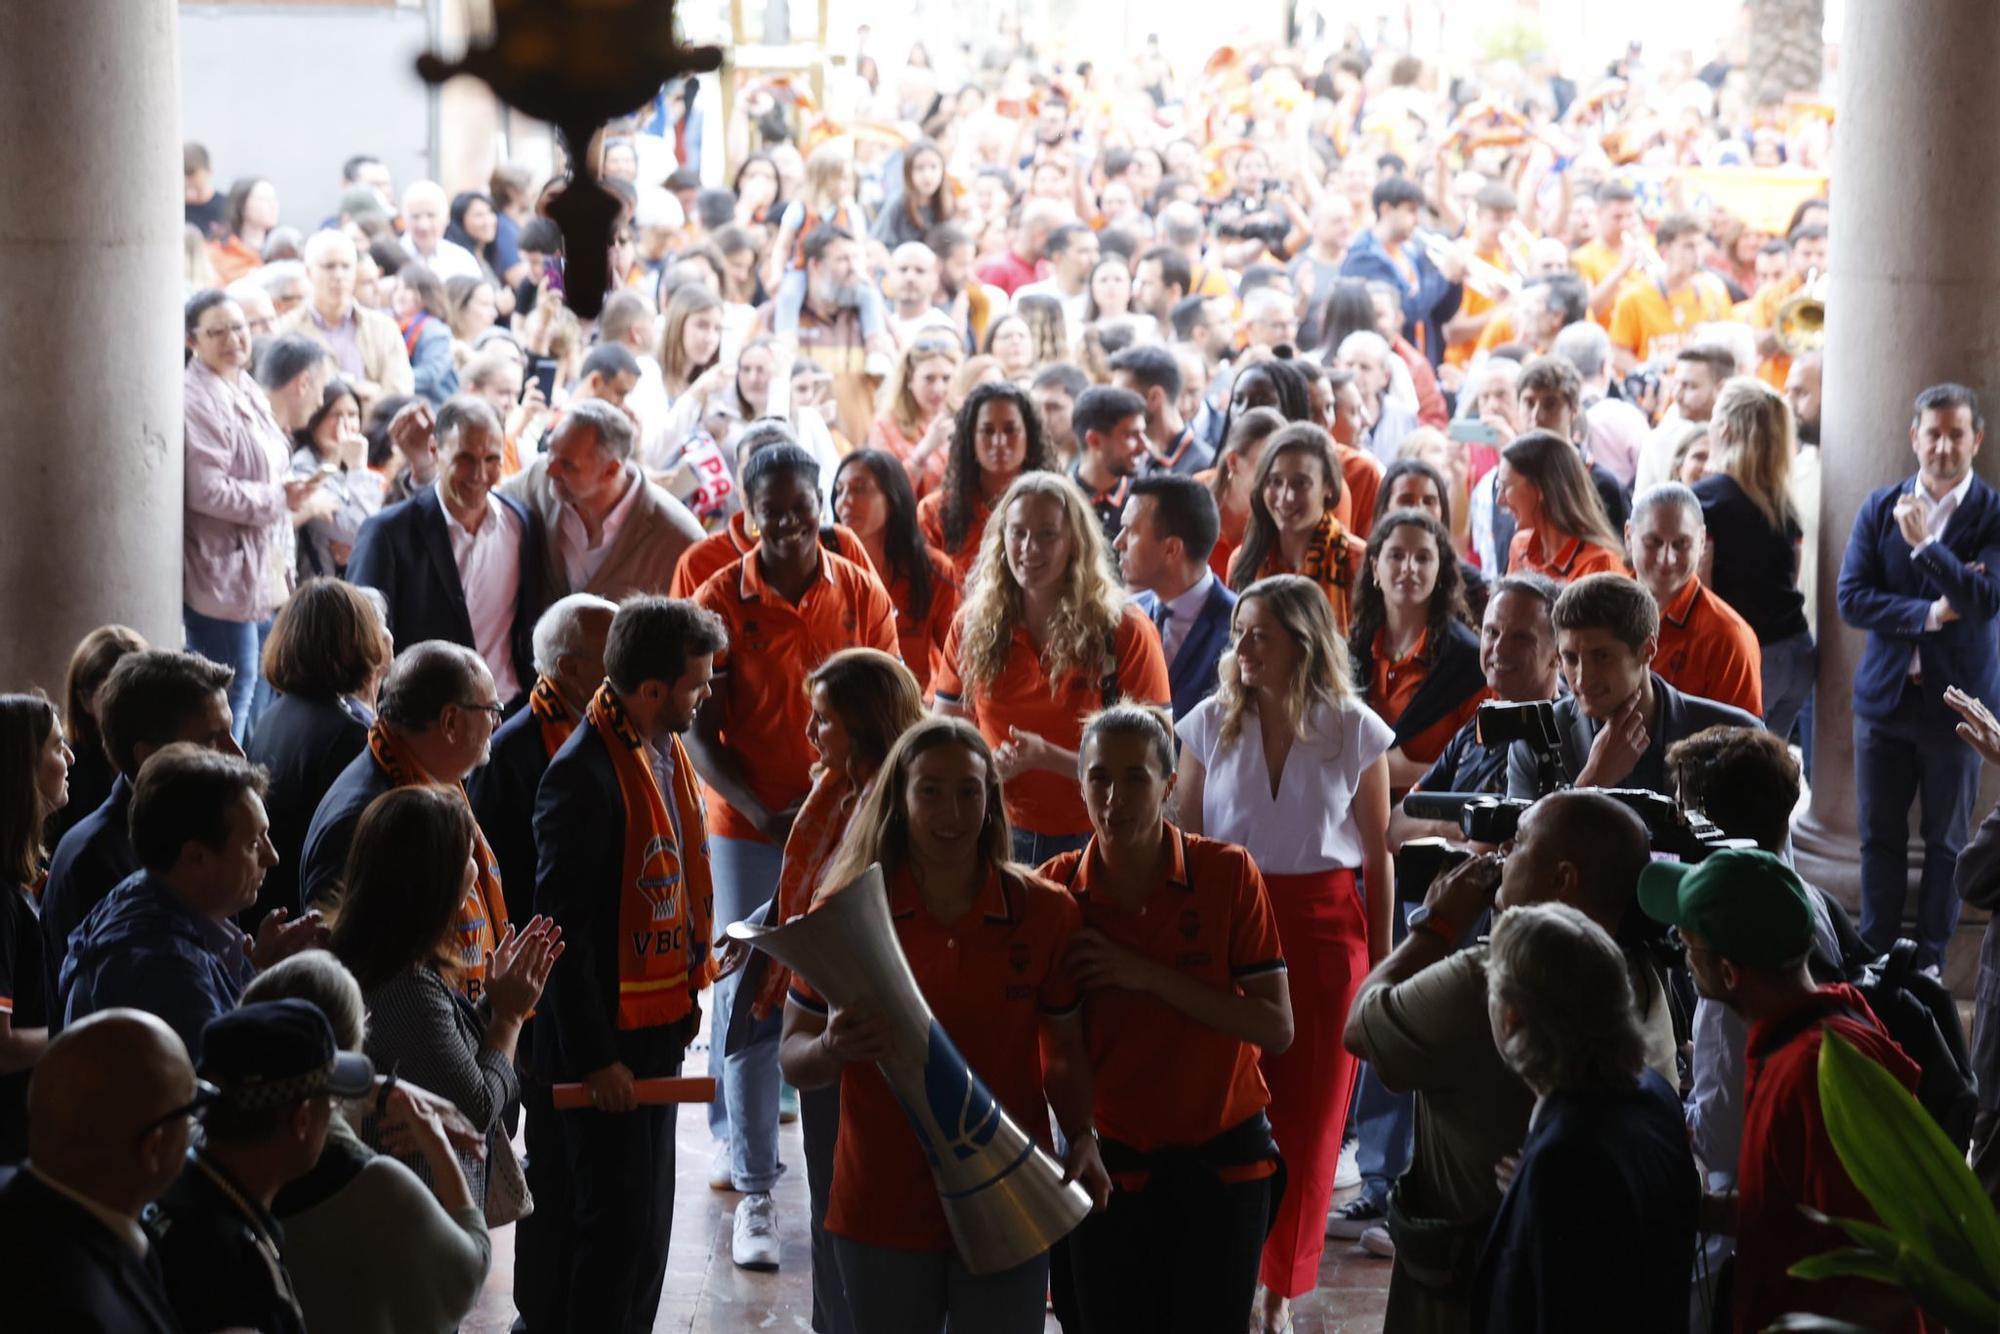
{"left": 1257, "top": 867, "right": 1370, "bottom": 1297}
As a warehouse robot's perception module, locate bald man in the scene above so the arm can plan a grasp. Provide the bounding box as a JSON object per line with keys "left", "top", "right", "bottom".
{"left": 400, "top": 180, "right": 482, "bottom": 281}
{"left": 886, "top": 242, "right": 956, "bottom": 346}
{"left": 0, "top": 1009, "right": 193, "bottom": 1332}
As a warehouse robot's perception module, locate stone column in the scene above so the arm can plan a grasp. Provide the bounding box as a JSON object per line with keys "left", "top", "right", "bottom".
{"left": 0, "top": 1, "right": 185, "bottom": 697}
{"left": 1794, "top": 0, "right": 2000, "bottom": 988}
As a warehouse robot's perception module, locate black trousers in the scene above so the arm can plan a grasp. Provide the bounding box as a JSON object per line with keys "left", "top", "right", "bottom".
{"left": 801, "top": 1081, "right": 855, "bottom": 1334}
{"left": 512, "top": 1082, "right": 571, "bottom": 1334}
{"left": 1068, "top": 1165, "right": 1273, "bottom": 1334}
{"left": 552, "top": 1076, "right": 681, "bottom": 1334}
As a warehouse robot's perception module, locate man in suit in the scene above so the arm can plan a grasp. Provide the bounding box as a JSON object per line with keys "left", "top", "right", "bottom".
{"left": 1116, "top": 472, "right": 1236, "bottom": 720}
{"left": 349, "top": 396, "right": 548, "bottom": 707}
{"left": 1838, "top": 381, "right": 2000, "bottom": 969}
{"left": 1505, "top": 573, "right": 1759, "bottom": 799}
{"left": 530, "top": 596, "right": 727, "bottom": 1334}
{"left": 503, "top": 400, "right": 705, "bottom": 608}
{"left": 0, "top": 1009, "right": 194, "bottom": 1333}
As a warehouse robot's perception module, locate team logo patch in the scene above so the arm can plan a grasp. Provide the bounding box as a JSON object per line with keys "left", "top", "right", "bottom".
{"left": 637, "top": 835, "right": 683, "bottom": 922}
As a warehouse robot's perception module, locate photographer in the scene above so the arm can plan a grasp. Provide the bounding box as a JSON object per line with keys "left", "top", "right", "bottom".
{"left": 1340, "top": 791, "right": 1677, "bottom": 1332}
{"left": 1389, "top": 574, "right": 1562, "bottom": 848}
{"left": 1506, "top": 573, "right": 1759, "bottom": 799}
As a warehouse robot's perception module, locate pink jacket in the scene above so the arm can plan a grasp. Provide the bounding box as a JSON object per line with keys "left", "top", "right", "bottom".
{"left": 183, "top": 358, "right": 289, "bottom": 622}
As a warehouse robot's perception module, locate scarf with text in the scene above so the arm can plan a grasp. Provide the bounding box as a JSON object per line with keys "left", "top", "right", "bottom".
{"left": 585, "top": 682, "right": 717, "bottom": 1030}
{"left": 750, "top": 765, "right": 860, "bottom": 1021}
{"left": 367, "top": 721, "right": 510, "bottom": 1001}
{"left": 1265, "top": 510, "right": 1361, "bottom": 633}
{"left": 527, "top": 675, "right": 578, "bottom": 759}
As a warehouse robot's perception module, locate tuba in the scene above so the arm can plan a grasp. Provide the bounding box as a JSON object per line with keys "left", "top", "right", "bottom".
{"left": 1774, "top": 268, "right": 1829, "bottom": 355}
{"left": 726, "top": 865, "right": 1092, "bottom": 1274}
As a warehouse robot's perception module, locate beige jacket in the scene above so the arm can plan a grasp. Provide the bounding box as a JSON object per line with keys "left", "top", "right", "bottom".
{"left": 502, "top": 457, "right": 706, "bottom": 608}
{"left": 279, "top": 302, "right": 416, "bottom": 405}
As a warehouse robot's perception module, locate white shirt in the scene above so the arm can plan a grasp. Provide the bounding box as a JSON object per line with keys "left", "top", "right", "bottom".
{"left": 645, "top": 736, "right": 684, "bottom": 849}
{"left": 1011, "top": 280, "right": 1088, "bottom": 346}
{"left": 1177, "top": 694, "right": 1394, "bottom": 874}
{"left": 1155, "top": 570, "right": 1216, "bottom": 664}
{"left": 28, "top": 1166, "right": 148, "bottom": 1259}
{"left": 437, "top": 481, "right": 524, "bottom": 700}
{"left": 404, "top": 236, "right": 482, "bottom": 282}
{"left": 1911, "top": 470, "right": 1974, "bottom": 669}
{"left": 627, "top": 357, "right": 674, "bottom": 462}
{"left": 557, "top": 464, "right": 644, "bottom": 593}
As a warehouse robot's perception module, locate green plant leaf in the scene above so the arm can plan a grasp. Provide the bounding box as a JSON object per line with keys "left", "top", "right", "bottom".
{"left": 1817, "top": 1031, "right": 2000, "bottom": 1279}
{"left": 1759, "top": 1316, "right": 1878, "bottom": 1332}
{"left": 1885, "top": 1239, "right": 2000, "bottom": 1331}
{"left": 1788, "top": 1246, "right": 1900, "bottom": 1285}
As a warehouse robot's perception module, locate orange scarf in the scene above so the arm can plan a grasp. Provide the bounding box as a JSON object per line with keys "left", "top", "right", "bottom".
{"left": 528, "top": 675, "right": 578, "bottom": 759}
{"left": 750, "top": 766, "right": 859, "bottom": 1021}
{"left": 367, "top": 722, "right": 510, "bottom": 1002}
{"left": 585, "top": 682, "right": 718, "bottom": 1030}
{"left": 1267, "top": 511, "right": 1361, "bottom": 632}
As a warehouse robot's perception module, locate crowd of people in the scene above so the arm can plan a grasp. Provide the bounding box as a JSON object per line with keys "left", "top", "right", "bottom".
{"left": 1, "top": 18, "right": 1994, "bottom": 1334}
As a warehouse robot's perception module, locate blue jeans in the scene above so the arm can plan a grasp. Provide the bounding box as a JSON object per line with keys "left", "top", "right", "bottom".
{"left": 1759, "top": 630, "right": 1816, "bottom": 750}
{"left": 706, "top": 834, "right": 785, "bottom": 1193}
{"left": 1011, "top": 829, "right": 1090, "bottom": 868}
{"left": 1855, "top": 688, "right": 1982, "bottom": 968}
{"left": 1354, "top": 896, "right": 1413, "bottom": 1207}
{"left": 182, "top": 606, "right": 261, "bottom": 744}
{"left": 771, "top": 268, "right": 888, "bottom": 339}
{"left": 832, "top": 1235, "right": 1049, "bottom": 1334}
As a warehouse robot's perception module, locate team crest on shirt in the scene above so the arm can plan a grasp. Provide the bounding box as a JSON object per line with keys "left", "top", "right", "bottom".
{"left": 1666, "top": 649, "right": 1688, "bottom": 676}
{"left": 638, "top": 836, "right": 683, "bottom": 921}
{"left": 1178, "top": 909, "right": 1201, "bottom": 942}
{"left": 1007, "top": 941, "right": 1032, "bottom": 974}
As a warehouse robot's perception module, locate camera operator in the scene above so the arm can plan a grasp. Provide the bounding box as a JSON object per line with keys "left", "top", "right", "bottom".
{"left": 1390, "top": 574, "right": 1563, "bottom": 848}
{"left": 1340, "top": 791, "right": 1675, "bottom": 1332}
{"left": 1506, "top": 573, "right": 1759, "bottom": 799}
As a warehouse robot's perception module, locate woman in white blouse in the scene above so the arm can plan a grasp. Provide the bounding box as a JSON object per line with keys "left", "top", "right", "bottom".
{"left": 1174, "top": 572, "right": 1394, "bottom": 1334}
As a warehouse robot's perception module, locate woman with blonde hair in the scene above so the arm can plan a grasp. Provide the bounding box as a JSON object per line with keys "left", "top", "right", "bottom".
{"left": 1497, "top": 429, "right": 1628, "bottom": 582}
{"left": 1173, "top": 573, "right": 1394, "bottom": 1334}
{"left": 984, "top": 313, "right": 1037, "bottom": 383}
{"left": 1015, "top": 293, "right": 1071, "bottom": 372}
{"left": 1696, "top": 375, "right": 1813, "bottom": 740}
{"left": 776, "top": 716, "right": 1106, "bottom": 1333}
{"left": 1227, "top": 422, "right": 1370, "bottom": 632}
{"left": 934, "top": 471, "right": 1171, "bottom": 864}
{"left": 865, "top": 335, "right": 962, "bottom": 496}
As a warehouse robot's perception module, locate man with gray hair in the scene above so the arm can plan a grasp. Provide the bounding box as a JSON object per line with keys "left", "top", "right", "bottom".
{"left": 504, "top": 400, "right": 705, "bottom": 605}
{"left": 1555, "top": 320, "right": 1650, "bottom": 487}
{"left": 1625, "top": 484, "right": 1764, "bottom": 717}
{"left": 350, "top": 396, "right": 549, "bottom": 705}
{"left": 279, "top": 228, "right": 414, "bottom": 408}
{"left": 1337, "top": 329, "right": 1417, "bottom": 461}
{"left": 400, "top": 180, "right": 481, "bottom": 280}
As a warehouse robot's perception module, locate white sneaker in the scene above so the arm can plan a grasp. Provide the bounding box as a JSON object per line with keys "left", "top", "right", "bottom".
{"left": 733, "top": 1192, "right": 781, "bottom": 1270}
{"left": 708, "top": 1143, "right": 735, "bottom": 1192}
{"left": 1360, "top": 1224, "right": 1396, "bottom": 1259}
{"left": 1334, "top": 1140, "right": 1361, "bottom": 1190}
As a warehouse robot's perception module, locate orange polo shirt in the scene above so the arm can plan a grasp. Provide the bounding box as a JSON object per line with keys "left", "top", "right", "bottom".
{"left": 1608, "top": 273, "right": 1735, "bottom": 363}
{"left": 1507, "top": 530, "right": 1628, "bottom": 583}
{"left": 1735, "top": 275, "right": 1803, "bottom": 390}
{"left": 670, "top": 512, "right": 874, "bottom": 599}
{"left": 917, "top": 489, "right": 994, "bottom": 580}
{"left": 1040, "top": 828, "right": 1284, "bottom": 1154}
{"left": 933, "top": 603, "right": 1171, "bottom": 836}
{"left": 879, "top": 544, "right": 960, "bottom": 696}
{"left": 1229, "top": 516, "right": 1370, "bottom": 633}
{"left": 1444, "top": 245, "right": 1514, "bottom": 367}
{"left": 692, "top": 549, "right": 900, "bottom": 842}
{"left": 1334, "top": 445, "right": 1385, "bottom": 539}
{"left": 1653, "top": 577, "right": 1765, "bottom": 717}
{"left": 1368, "top": 628, "right": 1492, "bottom": 766}
{"left": 792, "top": 862, "right": 1082, "bottom": 1251}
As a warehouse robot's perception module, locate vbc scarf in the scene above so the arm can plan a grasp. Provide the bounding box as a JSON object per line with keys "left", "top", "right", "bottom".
{"left": 750, "top": 766, "right": 859, "bottom": 1022}
{"left": 1278, "top": 510, "right": 1361, "bottom": 633}
{"left": 527, "top": 675, "right": 578, "bottom": 759}
{"left": 367, "top": 722, "right": 511, "bottom": 1002}
{"left": 585, "top": 682, "right": 717, "bottom": 1030}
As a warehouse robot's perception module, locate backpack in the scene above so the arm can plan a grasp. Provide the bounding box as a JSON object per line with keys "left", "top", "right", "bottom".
{"left": 1849, "top": 939, "right": 1980, "bottom": 1149}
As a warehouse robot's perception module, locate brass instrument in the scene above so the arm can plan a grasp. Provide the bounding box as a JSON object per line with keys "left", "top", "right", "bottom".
{"left": 1774, "top": 268, "right": 1829, "bottom": 355}
{"left": 1420, "top": 230, "right": 1522, "bottom": 300}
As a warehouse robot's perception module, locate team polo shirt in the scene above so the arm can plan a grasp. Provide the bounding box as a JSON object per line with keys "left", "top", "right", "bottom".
{"left": 884, "top": 544, "right": 961, "bottom": 696}
{"left": 1068, "top": 459, "right": 1133, "bottom": 550}
{"left": 933, "top": 604, "right": 1171, "bottom": 836}
{"left": 790, "top": 863, "right": 1082, "bottom": 1250}
{"left": 1608, "top": 273, "right": 1734, "bottom": 363}
{"left": 1506, "top": 529, "right": 1628, "bottom": 583}
{"left": 917, "top": 488, "right": 992, "bottom": 579}
{"left": 1369, "top": 628, "right": 1491, "bottom": 765}
{"left": 1040, "top": 828, "right": 1284, "bottom": 1153}
{"left": 1145, "top": 426, "right": 1215, "bottom": 478}
{"left": 668, "top": 513, "right": 873, "bottom": 599}
{"left": 1568, "top": 239, "right": 1624, "bottom": 290}
{"left": 692, "top": 549, "right": 899, "bottom": 842}
{"left": 1653, "top": 578, "right": 1764, "bottom": 718}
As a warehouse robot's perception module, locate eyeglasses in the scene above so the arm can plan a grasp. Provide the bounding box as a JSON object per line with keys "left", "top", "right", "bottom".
{"left": 458, "top": 700, "right": 506, "bottom": 724}
{"left": 199, "top": 323, "right": 250, "bottom": 340}
{"left": 135, "top": 1079, "right": 220, "bottom": 1144}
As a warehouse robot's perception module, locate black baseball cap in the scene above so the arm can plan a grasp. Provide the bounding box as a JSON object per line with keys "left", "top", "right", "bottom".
{"left": 199, "top": 999, "right": 375, "bottom": 1109}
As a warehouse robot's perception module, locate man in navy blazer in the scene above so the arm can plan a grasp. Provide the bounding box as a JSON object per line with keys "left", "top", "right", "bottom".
{"left": 348, "top": 396, "right": 548, "bottom": 707}
{"left": 1338, "top": 174, "right": 1463, "bottom": 368}
{"left": 1837, "top": 382, "right": 2000, "bottom": 969}
{"left": 1117, "top": 472, "right": 1236, "bottom": 721}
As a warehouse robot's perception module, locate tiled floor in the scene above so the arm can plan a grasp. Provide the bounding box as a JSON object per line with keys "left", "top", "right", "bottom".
{"left": 465, "top": 1041, "right": 1391, "bottom": 1332}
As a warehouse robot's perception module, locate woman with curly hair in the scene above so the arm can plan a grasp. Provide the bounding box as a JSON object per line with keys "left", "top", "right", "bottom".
{"left": 1173, "top": 574, "right": 1393, "bottom": 1334}
{"left": 916, "top": 380, "right": 1055, "bottom": 577}
{"left": 1227, "top": 422, "right": 1369, "bottom": 633}
{"left": 934, "top": 472, "right": 1170, "bottom": 864}
{"left": 1346, "top": 509, "right": 1486, "bottom": 793}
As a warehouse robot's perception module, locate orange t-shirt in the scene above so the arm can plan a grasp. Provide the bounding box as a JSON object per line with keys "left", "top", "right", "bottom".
{"left": 1608, "top": 273, "right": 1735, "bottom": 363}
{"left": 1367, "top": 628, "right": 1492, "bottom": 766}
{"left": 917, "top": 489, "right": 994, "bottom": 580}
{"left": 867, "top": 413, "right": 949, "bottom": 498}
{"left": 880, "top": 544, "right": 960, "bottom": 697}
{"left": 933, "top": 604, "right": 1171, "bottom": 836}
{"left": 1040, "top": 828, "right": 1283, "bottom": 1153}
{"left": 1653, "top": 577, "right": 1765, "bottom": 717}
{"left": 670, "top": 512, "right": 875, "bottom": 600}
{"left": 1444, "top": 246, "right": 1514, "bottom": 367}
{"left": 1335, "top": 445, "right": 1385, "bottom": 539}
{"left": 792, "top": 863, "right": 1082, "bottom": 1250}
{"left": 1507, "top": 529, "right": 1628, "bottom": 583}
{"left": 692, "top": 550, "right": 900, "bottom": 842}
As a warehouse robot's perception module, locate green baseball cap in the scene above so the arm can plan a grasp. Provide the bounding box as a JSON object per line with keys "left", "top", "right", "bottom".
{"left": 1637, "top": 848, "right": 1816, "bottom": 967}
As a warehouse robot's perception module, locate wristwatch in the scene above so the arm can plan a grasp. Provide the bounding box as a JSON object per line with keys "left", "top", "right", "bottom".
{"left": 1406, "top": 904, "right": 1458, "bottom": 950}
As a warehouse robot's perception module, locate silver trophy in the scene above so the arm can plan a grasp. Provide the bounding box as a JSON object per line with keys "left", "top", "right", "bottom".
{"left": 727, "top": 864, "right": 1092, "bottom": 1274}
